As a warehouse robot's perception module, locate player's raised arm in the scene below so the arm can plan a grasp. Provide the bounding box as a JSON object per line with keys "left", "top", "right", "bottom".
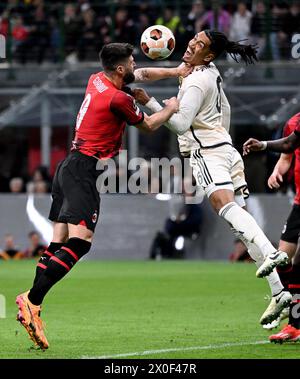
{"left": 243, "top": 133, "right": 300, "bottom": 155}
{"left": 134, "top": 62, "right": 193, "bottom": 83}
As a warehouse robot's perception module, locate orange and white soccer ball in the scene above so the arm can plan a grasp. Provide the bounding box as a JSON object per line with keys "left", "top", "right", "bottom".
{"left": 140, "top": 25, "right": 176, "bottom": 60}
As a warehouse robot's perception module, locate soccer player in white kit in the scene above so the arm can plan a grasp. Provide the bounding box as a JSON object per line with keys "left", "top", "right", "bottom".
{"left": 134, "top": 30, "right": 291, "bottom": 325}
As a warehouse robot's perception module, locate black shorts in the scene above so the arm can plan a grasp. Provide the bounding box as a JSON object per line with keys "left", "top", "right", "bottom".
{"left": 280, "top": 204, "right": 300, "bottom": 244}
{"left": 48, "top": 151, "right": 100, "bottom": 232}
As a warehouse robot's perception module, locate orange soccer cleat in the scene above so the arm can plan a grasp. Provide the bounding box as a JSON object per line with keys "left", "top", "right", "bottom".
{"left": 269, "top": 324, "right": 300, "bottom": 344}
{"left": 16, "top": 291, "right": 49, "bottom": 350}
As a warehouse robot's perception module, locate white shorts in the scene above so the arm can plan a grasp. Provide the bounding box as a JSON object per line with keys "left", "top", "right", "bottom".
{"left": 189, "top": 144, "right": 249, "bottom": 199}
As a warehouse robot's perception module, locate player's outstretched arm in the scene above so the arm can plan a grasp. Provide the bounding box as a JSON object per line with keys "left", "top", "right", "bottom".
{"left": 243, "top": 132, "right": 300, "bottom": 155}
{"left": 136, "top": 86, "right": 203, "bottom": 136}
{"left": 135, "top": 97, "right": 179, "bottom": 133}
{"left": 134, "top": 63, "right": 193, "bottom": 83}
{"left": 268, "top": 153, "right": 293, "bottom": 189}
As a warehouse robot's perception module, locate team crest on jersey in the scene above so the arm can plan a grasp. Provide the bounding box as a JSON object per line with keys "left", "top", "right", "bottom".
{"left": 92, "top": 211, "right": 98, "bottom": 224}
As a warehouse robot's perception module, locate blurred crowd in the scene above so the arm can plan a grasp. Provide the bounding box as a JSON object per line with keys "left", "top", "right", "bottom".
{"left": 9, "top": 165, "right": 52, "bottom": 193}
{"left": 0, "top": 0, "right": 299, "bottom": 64}
{"left": 0, "top": 231, "right": 46, "bottom": 260}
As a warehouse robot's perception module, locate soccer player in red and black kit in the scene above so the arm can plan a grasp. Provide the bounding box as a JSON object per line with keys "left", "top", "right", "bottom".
{"left": 244, "top": 112, "right": 300, "bottom": 343}
{"left": 15, "top": 43, "right": 191, "bottom": 349}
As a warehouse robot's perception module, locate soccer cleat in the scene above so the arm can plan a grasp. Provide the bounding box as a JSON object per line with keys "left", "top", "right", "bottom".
{"left": 269, "top": 324, "right": 300, "bottom": 344}
{"left": 16, "top": 291, "right": 49, "bottom": 350}
{"left": 260, "top": 291, "right": 292, "bottom": 325}
{"left": 256, "top": 251, "right": 289, "bottom": 278}
{"left": 262, "top": 306, "right": 289, "bottom": 330}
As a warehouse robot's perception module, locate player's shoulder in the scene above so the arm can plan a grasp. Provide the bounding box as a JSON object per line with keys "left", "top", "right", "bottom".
{"left": 184, "top": 63, "right": 218, "bottom": 89}
{"left": 285, "top": 113, "right": 300, "bottom": 134}
{"left": 111, "top": 89, "right": 135, "bottom": 108}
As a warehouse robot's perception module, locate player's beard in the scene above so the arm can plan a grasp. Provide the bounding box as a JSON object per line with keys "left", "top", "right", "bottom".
{"left": 123, "top": 71, "right": 135, "bottom": 85}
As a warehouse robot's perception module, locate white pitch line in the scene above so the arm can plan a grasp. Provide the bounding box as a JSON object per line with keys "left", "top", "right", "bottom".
{"left": 82, "top": 340, "right": 269, "bottom": 359}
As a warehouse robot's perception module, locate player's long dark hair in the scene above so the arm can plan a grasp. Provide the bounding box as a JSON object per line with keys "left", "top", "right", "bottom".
{"left": 204, "top": 30, "right": 258, "bottom": 65}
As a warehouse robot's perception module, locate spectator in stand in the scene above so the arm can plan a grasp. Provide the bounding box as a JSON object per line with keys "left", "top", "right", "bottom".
{"left": 63, "top": 3, "right": 80, "bottom": 57}
{"left": 156, "top": 6, "right": 185, "bottom": 56}
{"left": 114, "top": 8, "right": 137, "bottom": 45}
{"left": 136, "top": 13, "right": 151, "bottom": 45}
{"left": 0, "top": 10, "right": 9, "bottom": 37}
{"left": 196, "top": 4, "right": 231, "bottom": 36}
{"left": 77, "top": 7, "right": 99, "bottom": 61}
{"left": 28, "top": 5, "right": 50, "bottom": 64}
{"left": 9, "top": 177, "right": 24, "bottom": 193}
{"left": 229, "top": 2, "right": 252, "bottom": 42}
{"left": 26, "top": 166, "right": 51, "bottom": 193}
{"left": 279, "top": 2, "right": 300, "bottom": 59}
{"left": 250, "top": 1, "right": 267, "bottom": 59}
{"left": 11, "top": 15, "right": 30, "bottom": 64}
{"left": 269, "top": 3, "right": 286, "bottom": 61}
{"left": 0, "top": 234, "right": 24, "bottom": 260}
{"left": 186, "top": 0, "right": 206, "bottom": 41}
{"left": 23, "top": 231, "right": 46, "bottom": 258}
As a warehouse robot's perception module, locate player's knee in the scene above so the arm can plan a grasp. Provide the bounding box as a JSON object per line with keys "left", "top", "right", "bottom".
{"left": 209, "top": 191, "right": 235, "bottom": 213}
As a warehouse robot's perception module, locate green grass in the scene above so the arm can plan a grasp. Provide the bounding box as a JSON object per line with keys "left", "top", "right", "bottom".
{"left": 0, "top": 260, "right": 299, "bottom": 359}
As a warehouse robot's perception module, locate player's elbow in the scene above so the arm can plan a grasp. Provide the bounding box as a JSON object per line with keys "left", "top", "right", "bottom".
{"left": 284, "top": 142, "right": 296, "bottom": 153}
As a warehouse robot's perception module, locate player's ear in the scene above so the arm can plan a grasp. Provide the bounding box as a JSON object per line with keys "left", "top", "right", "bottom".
{"left": 204, "top": 53, "right": 214, "bottom": 63}
{"left": 116, "top": 65, "right": 125, "bottom": 75}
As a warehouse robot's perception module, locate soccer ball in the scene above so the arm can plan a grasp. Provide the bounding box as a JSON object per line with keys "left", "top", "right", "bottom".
{"left": 140, "top": 25, "right": 175, "bottom": 60}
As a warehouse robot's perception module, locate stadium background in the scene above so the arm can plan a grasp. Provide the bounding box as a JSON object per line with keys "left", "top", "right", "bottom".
{"left": 0, "top": 0, "right": 299, "bottom": 259}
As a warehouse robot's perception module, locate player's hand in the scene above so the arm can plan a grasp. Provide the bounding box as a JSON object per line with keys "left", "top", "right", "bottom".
{"left": 163, "top": 97, "right": 179, "bottom": 112}
{"left": 132, "top": 88, "right": 151, "bottom": 105}
{"left": 176, "top": 62, "right": 193, "bottom": 78}
{"left": 243, "top": 138, "right": 264, "bottom": 155}
{"left": 268, "top": 171, "right": 283, "bottom": 189}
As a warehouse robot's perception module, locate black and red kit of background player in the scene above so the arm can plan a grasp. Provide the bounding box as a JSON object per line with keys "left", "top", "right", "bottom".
{"left": 280, "top": 113, "right": 300, "bottom": 246}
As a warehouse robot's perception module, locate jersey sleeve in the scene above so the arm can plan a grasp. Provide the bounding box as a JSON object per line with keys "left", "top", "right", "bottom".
{"left": 283, "top": 121, "right": 292, "bottom": 137}
{"left": 110, "top": 91, "right": 144, "bottom": 125}
{"left": 294, "top": 117, "right": 300, "bottom": 136}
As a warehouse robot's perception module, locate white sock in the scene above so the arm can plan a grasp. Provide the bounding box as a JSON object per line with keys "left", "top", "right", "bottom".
{"left": 248, "top": 243, "right": 284, "bottom": 296}
{"left": 229, "top": 227, "right": 283, "bottom": 296}
{"left": 219, "top": 202, "right": 276, "bottom": 257}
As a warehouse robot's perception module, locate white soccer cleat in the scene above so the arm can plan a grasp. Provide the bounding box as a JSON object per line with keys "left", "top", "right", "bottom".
{"left": 260, "top": 291, "right": 292, "bottom": 325}
{"left": 262, "top": 306, "right": 290, "bottom": 330}
{"left": 256, "top": 251, "right": 289, "bottom": 278}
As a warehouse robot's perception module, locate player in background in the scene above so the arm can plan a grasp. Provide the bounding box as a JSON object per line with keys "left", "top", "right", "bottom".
{"left": 261, "top": 113, "right": 300, "bottom": 330}
{"left": 244, "top": 113, "right": 300, "bottom": 342}
{"left": 133, "top": 30, "right": 291, "bottom": 327}
{"left": 15, "top": 42, "right": 191, "bottom": 350}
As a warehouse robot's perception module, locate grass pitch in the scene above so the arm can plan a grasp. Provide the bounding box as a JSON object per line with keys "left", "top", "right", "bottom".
{"left": 0, "top": 260, "right": 299, "bottom": 359}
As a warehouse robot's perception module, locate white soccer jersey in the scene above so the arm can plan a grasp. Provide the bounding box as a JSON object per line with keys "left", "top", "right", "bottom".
{"left": 177, "top": 62, "right": 232, "bottom": 156}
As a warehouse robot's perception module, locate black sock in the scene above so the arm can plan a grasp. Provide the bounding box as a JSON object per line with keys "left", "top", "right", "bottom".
{"left": 33, "top": 242, "right": 64, "bottom": 285}
{"left": 277, "top": 263, "right": 292, "bottom": 291}
{"left": 288, "top": 265, "right": 300, "bottom": 329}
{"left": 28, "top": 238, "right": 91, "bottom": 305}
